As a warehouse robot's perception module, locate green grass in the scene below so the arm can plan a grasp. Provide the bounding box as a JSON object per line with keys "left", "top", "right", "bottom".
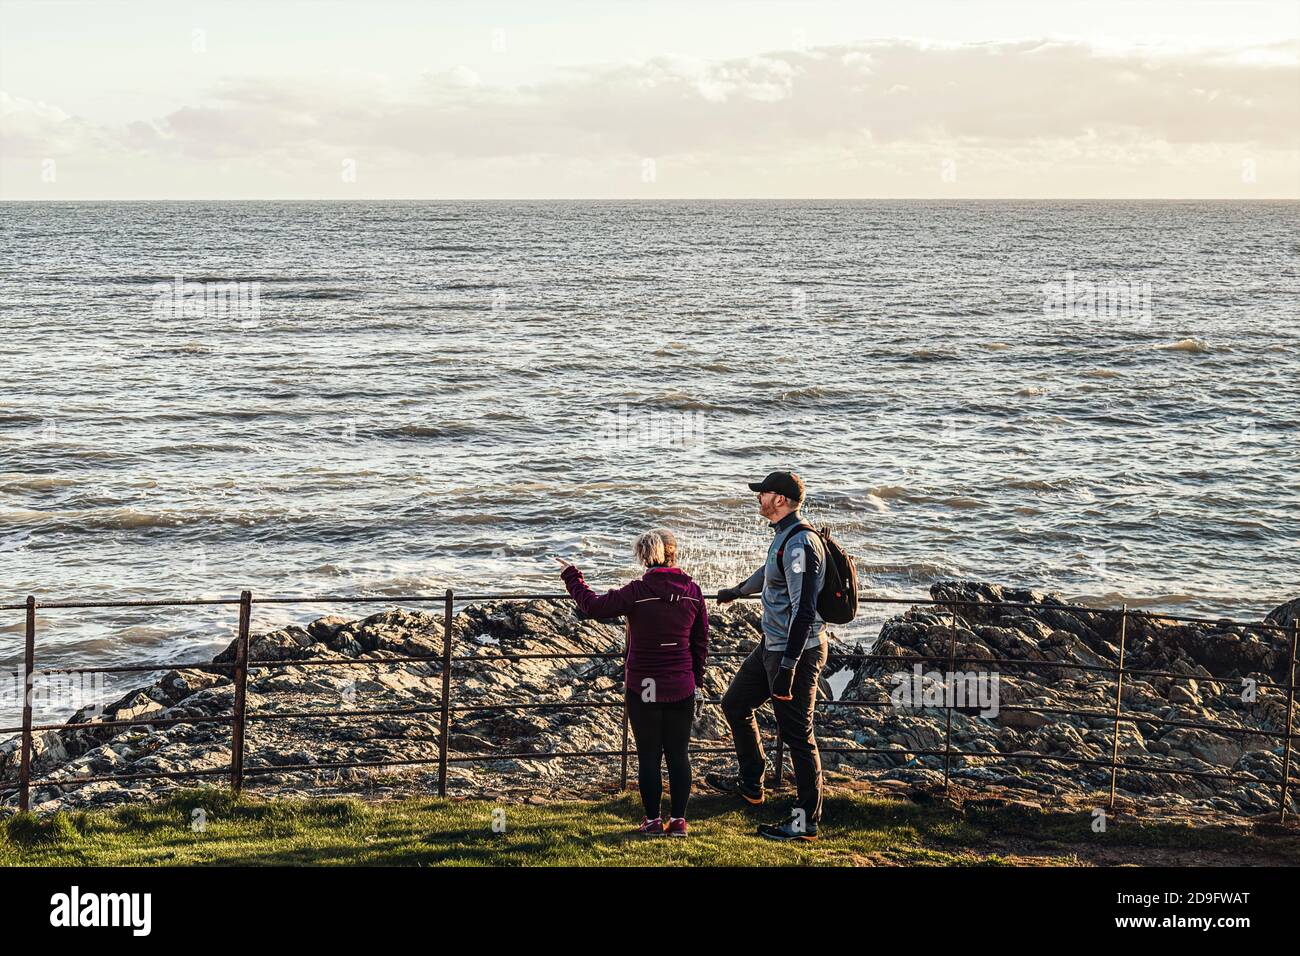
{"left": 2, "top": 788, "right": 1295, "bottom": 866}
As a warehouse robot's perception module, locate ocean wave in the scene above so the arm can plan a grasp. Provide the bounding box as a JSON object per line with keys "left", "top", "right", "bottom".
{"left": 0, "top": 475, "right": 78, "bottom": 492}
{"left": 1156, "top": 338, "right": 1213, "bottom": 354}
{"left": 0, "top": 530, "right": 32, "bottom": 552}
{"left": 1074, "top": 591, "right": 1203, "bottom": 610}
{"left": 382, "top": 422, "right": 485, "bottom": 440}
{"left": 270, "top": 288, "right": 366, "bottom": 300}
{"left": 778, "top": 385, "right": 852, "bottom": 402}
{"left": 6, "top": 508, "right": 186, "bottom": 531}
{"left": 0, "top": 413, "right": 45, "bottom": 428}
{"left": 142, "top": 442, "right": 254, "bottom": 456}
{"left": 643, "top": 392, "right": 749, "bottom": 413}
{"left": 1002, "top": 477, "right": 1078, "bottom": 491}
{"left": 152, "top": 343, "right": 214, "bottom": 355}
{"left": 96, "top": 509, "right": 192, "bottom": 530}
{"left": 865, "top": 484, "right": 913, "bottom": 501}
{"left": 862, "top": 560, "right": 964, "bottom": 580}
{"left": 903, "top": 349, "right": 957, "bottom": 362}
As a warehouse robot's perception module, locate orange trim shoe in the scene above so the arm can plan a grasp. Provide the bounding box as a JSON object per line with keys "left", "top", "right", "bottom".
{"left": 704, "top": 771, "right": 764, "bottom": 805}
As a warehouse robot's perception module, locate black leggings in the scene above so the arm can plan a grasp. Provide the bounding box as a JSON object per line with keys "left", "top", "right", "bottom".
{"left": 625, "top": 690, "right": 693, "bottom": 819}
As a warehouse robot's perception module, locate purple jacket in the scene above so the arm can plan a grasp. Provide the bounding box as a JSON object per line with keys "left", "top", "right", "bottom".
{"left": 561, "top": 564, "right": 708, "bottom": 703}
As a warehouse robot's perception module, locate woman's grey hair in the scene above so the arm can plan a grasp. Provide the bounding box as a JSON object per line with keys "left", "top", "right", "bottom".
{"left": 634, "top": 529, "right": 678, "bottom": 567}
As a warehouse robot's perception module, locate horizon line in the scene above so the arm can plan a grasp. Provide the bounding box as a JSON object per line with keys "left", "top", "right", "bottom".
{"left": 3, "top": 196, "right": 1298, "bottom": 203}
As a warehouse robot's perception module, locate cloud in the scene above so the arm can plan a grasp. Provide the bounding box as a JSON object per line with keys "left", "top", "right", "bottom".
{"left": 0, "top": 91, "right": 108, "bottom": 155}
{"left": 3, "top": 38, "right": 1297, "bottom": 196}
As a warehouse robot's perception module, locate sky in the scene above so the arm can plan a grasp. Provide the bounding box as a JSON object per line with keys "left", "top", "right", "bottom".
{"left": 1, "top": 0, "right": 1298, "bottom": 199}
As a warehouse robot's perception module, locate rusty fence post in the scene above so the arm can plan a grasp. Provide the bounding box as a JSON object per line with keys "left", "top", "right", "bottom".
{"left": 18, "top": 596, "right": 35, "bottom": 812}
{"left": 437, "top": 588, "right": 454, "bottom": 798}
{"left": 941, "top": 602, "right": 959, "bottom": 792}
{"left": 1279, "top": 619, "right": 1298, "bottom": 822}
{"left": 1107, "top": 605, "right": 1128, "bottom": 812}
{"left": 230, "top": 590, "right": 251, "bottom": 797}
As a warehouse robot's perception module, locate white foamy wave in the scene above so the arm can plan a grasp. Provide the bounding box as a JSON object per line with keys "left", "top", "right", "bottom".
{"left": 1156, "top": 338, "right": 1213, "bottom": 354}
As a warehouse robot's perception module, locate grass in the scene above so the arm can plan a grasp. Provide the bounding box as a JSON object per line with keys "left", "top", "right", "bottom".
{"left": 2, "top": 788, "right": 1295, "bottom": 867}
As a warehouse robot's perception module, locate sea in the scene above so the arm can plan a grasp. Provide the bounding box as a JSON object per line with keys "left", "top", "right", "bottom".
{"left": 1, "top": 199, "right": 1297, "bottom": 722}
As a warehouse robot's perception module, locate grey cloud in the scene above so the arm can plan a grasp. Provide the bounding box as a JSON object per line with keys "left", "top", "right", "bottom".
{"left": 5, "top": 39, "right": 1297, "bottom": 163}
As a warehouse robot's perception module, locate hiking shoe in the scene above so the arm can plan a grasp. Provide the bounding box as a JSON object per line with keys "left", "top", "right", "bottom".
{"left": 665, "top": 818, "right": 688, "bottom": 838}
{"left": 704, "top": 771, "right": 764, "bottom": 805}
{"left": 757, "top": 820, "right": 818, "bottom": 842}
{"left": 634, "top": 817, "right": 665, "bottom": 836}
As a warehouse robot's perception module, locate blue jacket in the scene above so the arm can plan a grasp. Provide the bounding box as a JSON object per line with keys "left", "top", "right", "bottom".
{"left": 736, "top": 511, "right": 825, "bottom": 667}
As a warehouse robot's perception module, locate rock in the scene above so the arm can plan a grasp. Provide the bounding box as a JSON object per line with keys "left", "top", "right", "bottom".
{"left": 1169, "top": 680, "right": 1200, "bottom": 707}
{"left": 995, "top": 708, "right": 1052, "bottom": 731}
{"left": 1160, "top": 727, "right": 1244, "bottom": 766}
{"left": 1264, "top": 598, "right": 1300, "bottom": 630}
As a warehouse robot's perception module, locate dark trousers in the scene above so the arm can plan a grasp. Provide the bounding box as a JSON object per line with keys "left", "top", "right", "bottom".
{"left": 625, "top": 690, "right": 694, "bottom": 819}
{"left": 720, "top": 640, "right": 827, "bottom": 824}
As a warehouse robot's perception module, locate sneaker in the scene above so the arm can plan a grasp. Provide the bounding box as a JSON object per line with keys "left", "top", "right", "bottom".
{"left": 704, "top": 771, "right": 764, "bottom": 805}
{"left": 757, "top": 820, "right": 818, "bottom": 842}
{"left": 665, "top": 818, "right": 688, "bottom": 838}
{"left": 634, "top": 817, "right": 665, "bottom": 836}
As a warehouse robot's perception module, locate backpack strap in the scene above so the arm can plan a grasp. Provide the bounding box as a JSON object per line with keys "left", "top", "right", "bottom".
{"left": 774, "top": 523, "right": 816, "bottom": 574}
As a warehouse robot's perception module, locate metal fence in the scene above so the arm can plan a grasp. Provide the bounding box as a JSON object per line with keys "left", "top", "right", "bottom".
{"left": 2, "top": 590, "right": 1297, "bottom": 824}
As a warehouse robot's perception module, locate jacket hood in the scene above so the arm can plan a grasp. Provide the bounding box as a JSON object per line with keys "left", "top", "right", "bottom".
{"left": 640, "top": 566, "right": 696, "bottom": 599}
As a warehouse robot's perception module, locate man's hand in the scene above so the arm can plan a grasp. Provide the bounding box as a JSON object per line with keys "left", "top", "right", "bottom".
{"left": 553, "top": 556, "right": 574, "bottom": 570}
{"left": 771, "top": 665, "right": 795, "bottom": 701}
{"left": 716, "top": 586, "right": 742, "bottom": 604}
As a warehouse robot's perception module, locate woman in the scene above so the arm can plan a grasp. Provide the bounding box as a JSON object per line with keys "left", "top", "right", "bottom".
{"left": 556, "top": 529, "right": 708, "bottom": 837}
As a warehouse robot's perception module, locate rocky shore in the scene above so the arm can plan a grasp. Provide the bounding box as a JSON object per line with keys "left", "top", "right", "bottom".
{"left": 2, "top": 582, "right": 1295, "bottom": 818}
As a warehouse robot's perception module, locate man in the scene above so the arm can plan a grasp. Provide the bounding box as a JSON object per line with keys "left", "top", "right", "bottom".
{"left": 706, "top": 470, "right": 827, "bottom": 841}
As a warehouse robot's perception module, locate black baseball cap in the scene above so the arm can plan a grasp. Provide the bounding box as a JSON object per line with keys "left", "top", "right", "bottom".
{"left": 747, "top": 471, "right": 805, "bottom": 504}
